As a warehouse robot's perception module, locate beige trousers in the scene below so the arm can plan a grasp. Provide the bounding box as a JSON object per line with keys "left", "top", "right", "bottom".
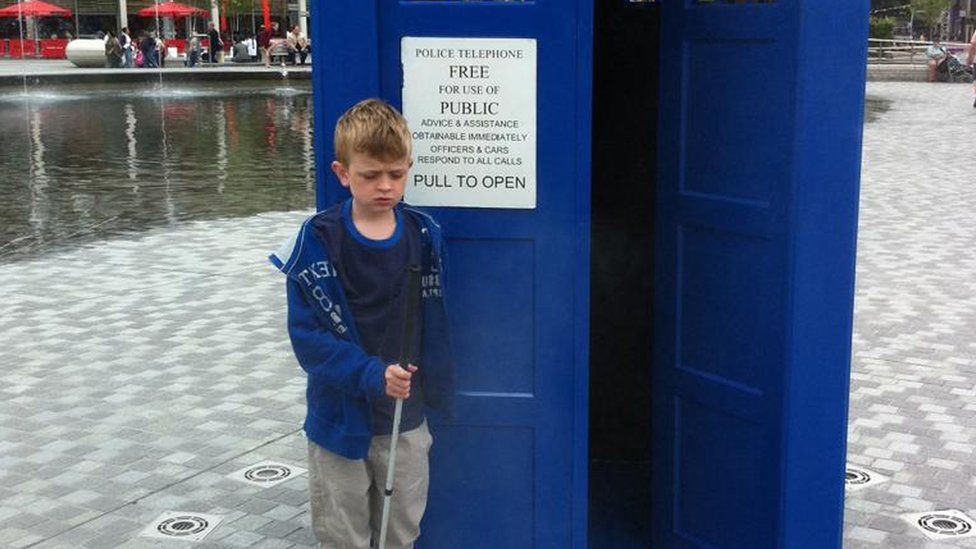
{"left": 307, "top": 421, "right": 433, "bottom": 549}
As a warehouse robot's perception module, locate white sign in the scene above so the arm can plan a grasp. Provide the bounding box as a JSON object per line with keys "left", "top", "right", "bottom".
{"left": 402, "top": 37, "right": 537, "bottom": 209}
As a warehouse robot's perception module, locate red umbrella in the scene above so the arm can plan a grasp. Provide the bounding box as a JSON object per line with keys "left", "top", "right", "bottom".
{"left": 0, "top": 0, "right": 71, "bottom": 17}
{"left": 136, "top": 2, "right": 209, "bottom": 18}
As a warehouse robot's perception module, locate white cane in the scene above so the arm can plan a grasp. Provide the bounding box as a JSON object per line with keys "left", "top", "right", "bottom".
{"left": 379, "top": 264, "right": 421, "bottom": 549}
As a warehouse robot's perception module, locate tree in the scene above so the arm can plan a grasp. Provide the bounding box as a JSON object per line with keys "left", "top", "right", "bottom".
{"left": 911, "top": 0, "right": 950, "bottom": 30}
{"left": 224, "top": 0, "right": 254, "bottom": 35}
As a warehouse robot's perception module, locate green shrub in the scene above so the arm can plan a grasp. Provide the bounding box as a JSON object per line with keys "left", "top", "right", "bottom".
{"left": 870, "top": 17, "right": 896, "bottom": 39}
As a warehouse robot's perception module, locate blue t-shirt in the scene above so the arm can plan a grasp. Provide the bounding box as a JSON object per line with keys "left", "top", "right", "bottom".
{"left": 335, "top": 201, "right": 425, "bottom": 435}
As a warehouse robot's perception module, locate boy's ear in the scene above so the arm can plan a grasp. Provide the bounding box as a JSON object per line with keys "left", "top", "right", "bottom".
{"left": 331, "top": 161, "right": 350, "bottom": 188}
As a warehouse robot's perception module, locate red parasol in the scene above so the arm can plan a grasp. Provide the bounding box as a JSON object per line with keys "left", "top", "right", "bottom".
{"left": 136, "top": 2, "right": 209, "bottom": 18}
{"left": 0, "top": 0, "right": 71, "bottom": 17}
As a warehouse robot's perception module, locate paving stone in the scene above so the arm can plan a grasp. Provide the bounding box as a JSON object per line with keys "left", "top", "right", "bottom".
{"left": 250, "top": 539, "right": 296, "bottom": 549}
{"left": 896, "top": 496, "right": 934, "bottom": 512}
{"left": 256, "top": 519, "right": 303, "bottom": 539}
{"left": 82, "top": 531, "right": 137, "bottom": 549}
{"left": 887, "top": 484, "right": 924, "bottom": 499}
{"left": 41, "top": 525, "right": 101, "bottom": 546}
{"left": 220, "top": 529, "right": 265, "bottom": 547}
{"left": 263, "top": 504, "right": 304, "bottom": 522}
{"left": 844, "top": 85, "right": 976, "bottom": 546}
{"left": 9, "top": 534, "right": 46, "bottom": 548}
{"left": 0, "top": 528, "right": 33, "bottom": 545}
{"left": 20, "top": 518, "right": 70, "bottom": 538}
{"left": 848, "top": 526, "right": 887, "bottom": 544}
{"left": 0, "top": 511, "right": 48, "bottom": 531}
{"left": 237, "top": 497, "right": 279, "bottom": 516}
{"left": 44, "top": 504, "right": 91, "bottom": 522}
{"left": 230, "top": 513, "right": 274, "bottom": 533}
{"left": 286, "top": 526, "right": 317, "bottom": 545}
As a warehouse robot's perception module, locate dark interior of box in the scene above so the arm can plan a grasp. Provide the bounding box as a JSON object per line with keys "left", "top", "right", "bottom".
{"left": 589, "top": 1, "right": 659, "bottom": 546}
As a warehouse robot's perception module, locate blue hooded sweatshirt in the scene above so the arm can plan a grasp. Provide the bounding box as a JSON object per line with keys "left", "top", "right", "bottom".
{"left": 270, "top": 200, "right": 456, "bottom": 459}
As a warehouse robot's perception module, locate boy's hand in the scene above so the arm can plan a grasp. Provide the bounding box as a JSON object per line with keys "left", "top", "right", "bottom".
{"left": 384, "top": 364, "right": 418, "bottom": 399}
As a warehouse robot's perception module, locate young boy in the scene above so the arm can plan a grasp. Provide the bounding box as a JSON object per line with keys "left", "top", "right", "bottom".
{"left": 270, "top": 99, "right": 455, "bottom": 548}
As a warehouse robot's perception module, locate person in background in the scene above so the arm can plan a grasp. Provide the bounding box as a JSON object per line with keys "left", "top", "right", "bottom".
{"left": 186, "top": 35, "right": 202, "bottom": 68}
{"left": 104, "top": 30, "right": 124, "bottom": 68}
{"left": 286, "top": 25, "right": 308, "bottom": 66}
{"left": 245, "top": 33, "right": 258, "bottom": 62}
{"left": 232, "top": 35, "right": 250, "bottom": 63}
{"left": 139, "top": 32, "right": 158, "bottom": 68}
{"left": 926, "top": 37, "right": 949, "bottom": 83}
{"left": 156, "top": 34, "right": 167, "bottom": 68}
{"left": 119, "top": 27, "right": 134, "bottom": 68}
{"left": 258, "top": 23, "right": 273, "bottom": 68}
{"left": 134, "top": 40, "right": 144, "bottom": 67}
{"left": 207, "top": 22, "right": 222, "bottom": 65}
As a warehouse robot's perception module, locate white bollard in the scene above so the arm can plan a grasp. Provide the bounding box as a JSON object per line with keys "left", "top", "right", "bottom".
{"left": 65, "top": 39, "right": 108, "bottom": 68}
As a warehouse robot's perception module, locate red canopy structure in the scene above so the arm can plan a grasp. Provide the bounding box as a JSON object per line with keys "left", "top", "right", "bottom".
{"left": 0, "top": 0, "right": 71, "bottom": 18}
{"left": 0, "top": 0, "right": 71, "bottom": 56}
{"left": 136, "top": 2, "right": 209, "bottom": 18}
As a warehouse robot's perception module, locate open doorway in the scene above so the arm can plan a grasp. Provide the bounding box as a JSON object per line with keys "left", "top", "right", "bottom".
{"left": 589, "top": 1, "right": 659, "bottom": 547}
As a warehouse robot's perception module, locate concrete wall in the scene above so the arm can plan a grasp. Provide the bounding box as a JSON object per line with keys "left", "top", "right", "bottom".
{"left": 866, "top": 63, "right": 928, "bottom": 82}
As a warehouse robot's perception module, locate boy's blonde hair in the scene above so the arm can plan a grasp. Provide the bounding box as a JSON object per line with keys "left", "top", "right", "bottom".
{"left": 334, "top": 98, "right": 412, "bottom": 165}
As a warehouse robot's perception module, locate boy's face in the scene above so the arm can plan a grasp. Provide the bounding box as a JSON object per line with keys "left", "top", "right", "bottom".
{"left": 331, "top": 153, "right": 411, "bottom": 217}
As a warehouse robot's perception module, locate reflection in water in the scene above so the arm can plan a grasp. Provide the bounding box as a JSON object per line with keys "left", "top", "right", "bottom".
{"left": 291, "top": 101, "right": 315, "bottom": 192}
{"left": 160, "top": 91, "right": 176, "bottom": 225}
{"left": 0, "top": 83, "right": 316, "bottom": 262}
{"left": 27, "top": 108, "right": 47, "bottom": 244}
{"left": 216, "top": 100, "right": 228, "bottom": 190}
{"left": 125, "top": 103, "right": 139, "bottom": 184}
{"left": 30, "top": 110, "right": 46, "bottom": 184}
{"left": 265, "top": 97, "right": 278, "bottom": 153}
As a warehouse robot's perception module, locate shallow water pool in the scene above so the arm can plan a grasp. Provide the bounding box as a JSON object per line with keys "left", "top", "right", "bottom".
{"left": 0, "top": 81, "right": 315, "bottom": 262}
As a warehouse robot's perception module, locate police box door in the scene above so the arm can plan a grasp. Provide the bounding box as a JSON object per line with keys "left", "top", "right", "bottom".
{"left": 653, "top": 0, "right": 867, "bottom": 547}
{"left": 312, "top": 1, "right": 591, "bottom": 547}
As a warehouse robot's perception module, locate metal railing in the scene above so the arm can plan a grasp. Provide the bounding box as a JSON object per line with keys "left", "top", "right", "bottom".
{"left": 869, "top": 38, "right": 971, "bottom": 64}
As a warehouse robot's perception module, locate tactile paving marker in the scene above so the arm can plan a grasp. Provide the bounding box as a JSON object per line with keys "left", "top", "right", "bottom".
{"left": 902, "top": 509, "right": 976, "bottom": 541}
{"left": 140, "top": 511, "right": 224, "bottom": 542}
{"left": 227, "top": 461, "right": 307, "bottom": 488}
{"left": 844, "top": 465, "right": 888, "bottom": 492}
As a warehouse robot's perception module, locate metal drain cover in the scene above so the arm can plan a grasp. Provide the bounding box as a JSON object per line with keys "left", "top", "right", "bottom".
{"left": 227, "top": 461, "right": 307, "bottom": 488}
{"left": 844, "top": 465, "right": 887, "bottom": 492}
{"left": 140, "top": 511, "right": 223, "bottom": 542}
{"left": 903, "top": 510, "right": 976, "bottom": 541}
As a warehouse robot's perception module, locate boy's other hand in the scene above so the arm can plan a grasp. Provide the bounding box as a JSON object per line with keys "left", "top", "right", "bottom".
{"left": 384, "top": 364, "right": 418, "bottom": 399}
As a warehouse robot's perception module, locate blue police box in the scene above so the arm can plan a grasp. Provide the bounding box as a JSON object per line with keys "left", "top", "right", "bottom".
{"left": 310, "top": 1, "right": 868, "bottom": 547}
